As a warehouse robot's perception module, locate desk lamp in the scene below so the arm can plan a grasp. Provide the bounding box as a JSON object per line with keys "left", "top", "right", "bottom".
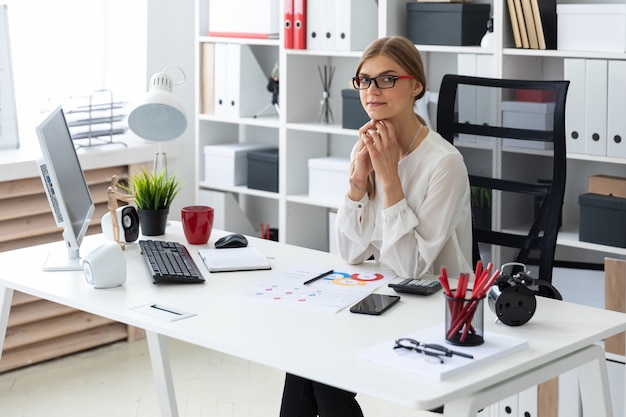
{"left": 127, "top": 65, "right": 187, "bottom": 175}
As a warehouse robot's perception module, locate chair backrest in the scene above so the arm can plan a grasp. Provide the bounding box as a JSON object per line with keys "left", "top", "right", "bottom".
{"left": 436, "top": 74, "right": 569, "bottom": 283}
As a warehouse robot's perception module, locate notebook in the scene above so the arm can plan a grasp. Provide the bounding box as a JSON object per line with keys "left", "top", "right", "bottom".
{"left": 198, "top": 247, "right": 271, "bottom": 272}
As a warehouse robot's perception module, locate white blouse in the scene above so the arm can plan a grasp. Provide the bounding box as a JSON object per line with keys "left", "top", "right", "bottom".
{"left": 335, "top": 130, "right": 473, "bottom": 278}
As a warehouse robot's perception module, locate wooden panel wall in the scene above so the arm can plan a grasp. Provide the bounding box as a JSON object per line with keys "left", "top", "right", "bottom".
{"left": 0, "top": 163, "right": 148, "bottom": 373}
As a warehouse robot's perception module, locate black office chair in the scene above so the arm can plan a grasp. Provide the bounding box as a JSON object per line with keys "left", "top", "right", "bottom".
{"left": 437, "top": 75, "right": 569, "bottom": 284}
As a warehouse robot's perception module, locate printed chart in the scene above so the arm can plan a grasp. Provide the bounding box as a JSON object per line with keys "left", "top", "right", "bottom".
{"left": 235, "top": 265, "right": 397, "bottom": 313}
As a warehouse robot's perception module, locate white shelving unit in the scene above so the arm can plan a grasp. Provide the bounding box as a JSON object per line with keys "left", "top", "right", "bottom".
{"left": 194, "top": 0, "right": 626, "bottom": 263}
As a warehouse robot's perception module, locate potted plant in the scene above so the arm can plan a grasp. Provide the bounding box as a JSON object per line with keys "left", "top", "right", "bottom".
{"left": 471, "top": 186, "right": 492, "bottom": 230}
{"left": 122, "top": 168, "right": 183, "bottom": 236}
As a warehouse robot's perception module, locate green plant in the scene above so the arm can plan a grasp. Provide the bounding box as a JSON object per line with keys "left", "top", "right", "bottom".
{"left": 122, "top": 168, "right": 183, "bottom": 210}
{"left": 471, "top": 186, "right": 492, "bottom": 209}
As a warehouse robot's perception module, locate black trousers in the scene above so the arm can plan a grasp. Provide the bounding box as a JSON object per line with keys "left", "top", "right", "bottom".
{"left": 279, "top": 373, "right": 364, "bottom": 417}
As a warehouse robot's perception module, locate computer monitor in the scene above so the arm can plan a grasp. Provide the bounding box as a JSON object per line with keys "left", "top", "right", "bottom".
{"left": 36, "top": 105, "right": 95, "bottom": 271}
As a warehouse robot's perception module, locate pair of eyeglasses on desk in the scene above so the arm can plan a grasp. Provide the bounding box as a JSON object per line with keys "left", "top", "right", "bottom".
{"left": 393, "top": 338, "right": 474, "bottom": 364}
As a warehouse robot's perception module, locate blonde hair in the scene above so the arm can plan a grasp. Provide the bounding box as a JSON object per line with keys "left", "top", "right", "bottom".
{"left": 353, "top": 36, "right": 428, "bottom": 198}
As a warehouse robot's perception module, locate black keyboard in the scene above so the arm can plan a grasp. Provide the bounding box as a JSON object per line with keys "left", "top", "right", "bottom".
{"left": 138, "top": 240, "right": 205, "bottom": 284}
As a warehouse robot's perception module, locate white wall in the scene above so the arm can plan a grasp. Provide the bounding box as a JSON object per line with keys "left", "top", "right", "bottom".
{"left": 146, "top": 0, "right": 196, "bottom": 217}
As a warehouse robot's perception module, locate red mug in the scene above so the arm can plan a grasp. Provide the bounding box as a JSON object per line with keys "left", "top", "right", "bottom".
{"left": 181, "top": 205, "right": 214, "bottom": 245}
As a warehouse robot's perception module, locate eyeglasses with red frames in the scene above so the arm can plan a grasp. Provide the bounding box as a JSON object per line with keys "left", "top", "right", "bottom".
{"left": 352, "top": 75, "right": 415, "bottom": 90}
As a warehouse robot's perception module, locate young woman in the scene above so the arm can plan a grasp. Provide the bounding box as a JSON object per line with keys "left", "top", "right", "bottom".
{"left": 279, "top": 35, "right": 473, "bottom": 417}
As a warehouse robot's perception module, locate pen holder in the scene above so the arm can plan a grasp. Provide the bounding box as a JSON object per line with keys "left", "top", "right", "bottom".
{"left": 444, "top": 290, "right": 485, "bottom": 346}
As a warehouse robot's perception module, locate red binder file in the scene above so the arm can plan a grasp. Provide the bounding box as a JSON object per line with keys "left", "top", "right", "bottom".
{"left": 284, "top": 0, "right": 293, "bottom": 49}
{"left": 294, "top": 0, "right": 306, "bottom": 49}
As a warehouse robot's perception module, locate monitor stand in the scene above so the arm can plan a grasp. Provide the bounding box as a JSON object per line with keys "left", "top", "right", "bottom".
{"left": 42, "top": 244, "right": 83, "bottom": 272}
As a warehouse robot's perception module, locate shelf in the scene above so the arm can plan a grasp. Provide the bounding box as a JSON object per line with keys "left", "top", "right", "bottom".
{"left": 286, "top": 122, "right": 359, "bottom": 136}
{"left": 566, "top": 152, "right": 626, "bottom": 165}
{"left": 557, "top": 224, "right": 626, "bottom": 257}
{"left": 198, "top": 113, "right": 279, "bottom": 128}
{"left": 197, "top": 181, "right": 280, "bottom": 200}
{"left": 287, "top": 194, "right": 341, "bottom": 210}
{"left": 199, "top": 35, "right": 279, "bottom": 47}
{"left": 415, "top": 44, "right": 495, "bottom": 55}
{"left": 503, "top": 48, "right": 626, "bottom": 61}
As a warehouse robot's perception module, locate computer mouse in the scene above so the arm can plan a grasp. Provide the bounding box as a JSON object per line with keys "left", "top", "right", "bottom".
{"left": 214, "top": 233, "right": 248, "bottom": 249}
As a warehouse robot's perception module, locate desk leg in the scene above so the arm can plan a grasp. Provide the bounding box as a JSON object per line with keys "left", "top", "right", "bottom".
{"left": 0, "top": 286, "right": 14, "bottom": 360}
{"left": 578, "top": 347, "right": 613, "bottom": 417}
{"left": 146, "top": 331, "right": 179, "bottom": 417}
{"left": 442, "top": 344, "right": 613, "bottom": 417}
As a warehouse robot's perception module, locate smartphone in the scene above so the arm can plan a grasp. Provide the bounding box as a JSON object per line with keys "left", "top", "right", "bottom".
{"left": 349, "top": 294, "right": 400, "bottom": 315}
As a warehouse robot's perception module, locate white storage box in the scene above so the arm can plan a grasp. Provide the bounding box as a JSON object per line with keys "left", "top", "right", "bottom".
{"left": 502, "top": 101, "right": 555, "bottom": 130}
{"left": 557, "top": 4, "right": 626, "bottom": 52}
{"left": 204, "top": 143, "right": 272, "bottom": 187}
{"left": 502, "top": 101, "right": 555, "bottom": 150}
{"left": 308, "top": 157, "right": 350, "bottom": 202}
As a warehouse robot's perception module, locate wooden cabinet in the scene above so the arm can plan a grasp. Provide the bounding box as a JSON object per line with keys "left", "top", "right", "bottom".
{"left": 0, "top": 162, "right": 148, "bottom": 373}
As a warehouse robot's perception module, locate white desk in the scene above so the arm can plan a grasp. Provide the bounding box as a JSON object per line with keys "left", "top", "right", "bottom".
{"left": 1, "top": 222, "right": 625, "bottom": 417}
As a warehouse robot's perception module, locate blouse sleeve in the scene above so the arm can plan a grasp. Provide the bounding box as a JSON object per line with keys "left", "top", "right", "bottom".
{"left": 335, "top": 192, "right": 379, "bottom": 265}
{"left": 380, "top": 152, "right": 469, "bottom": 277}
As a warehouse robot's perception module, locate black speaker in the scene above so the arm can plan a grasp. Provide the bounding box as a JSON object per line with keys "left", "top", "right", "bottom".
{"left": 101, "top": 206, "right": 140, "bottom": 243}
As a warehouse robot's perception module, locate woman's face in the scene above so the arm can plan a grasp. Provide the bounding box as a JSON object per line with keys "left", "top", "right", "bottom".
{"left": 357, "top": 54, "right": 422, "bottom": 121}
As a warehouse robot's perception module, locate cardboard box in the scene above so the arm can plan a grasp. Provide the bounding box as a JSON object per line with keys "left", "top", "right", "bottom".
{"left": 308, "top": 157, "right": 350, "bottom": 202}
{"left": 557, "top": 4, "right": 626, "bottom": 52}
{"left": 579, "top": 193, "right": 626, "bottom": 248}
{"left": 204, "top": 143, "right": 273, "bottom": 186}
{"left": 342, "top": 89, "right": 369, "bottom": 130}
{"left": 247, "top": 148, "right": 279, "bottom": 192}
{"left": 406, "top": 3, "right": 490, "bottom": 46}
{"left": 588, "top": 175, "right": 626, "bottom": 198}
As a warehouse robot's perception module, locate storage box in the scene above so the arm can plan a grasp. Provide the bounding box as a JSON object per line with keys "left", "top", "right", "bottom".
{"left": 557, "top": 4, "right": 626, "bottom": 53}
{"left": 501, "top": 101, "right": 555, "bottom": 150}
{"left": 308, "top": 157, "right": 350, "bottom": 202}
{"left": 247, "top": 148, "right": 279, "bottom": 192}
{"left": 502, "top": 101, "right": 555, "bottom": 130}
{"left": 204, "top": 143, "right": 273, "bottom": 186}
{"left": 342, "top": 89, "right": 369, "bottom": 130}
{"left": 588, "top": 175, "right": 626, "bottom": 198}
{"left": 406, "top": 3, "right": 491, "bottom": 46}
{"left": 579, "top": 193, "right": 626, "bottom": 248}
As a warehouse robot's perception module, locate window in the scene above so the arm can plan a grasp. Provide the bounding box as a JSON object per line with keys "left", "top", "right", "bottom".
{"left": 4, "top": 1, "right": 147, "bottom": 127}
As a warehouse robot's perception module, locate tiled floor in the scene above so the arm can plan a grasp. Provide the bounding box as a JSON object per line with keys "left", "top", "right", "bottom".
{"left": 0, "top": 338, "right": 421, "bottom": 417}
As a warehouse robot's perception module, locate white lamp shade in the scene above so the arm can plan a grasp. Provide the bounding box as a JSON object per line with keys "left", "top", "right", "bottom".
{"left": 127, "top": 71, "right": 187, "bottom": 142}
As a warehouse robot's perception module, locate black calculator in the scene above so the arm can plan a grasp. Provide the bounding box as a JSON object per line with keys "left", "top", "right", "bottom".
{"left": 388, "top": 277, "right": 442, "bottom": 295}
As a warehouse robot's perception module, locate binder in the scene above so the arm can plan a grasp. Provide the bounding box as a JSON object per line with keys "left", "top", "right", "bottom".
{"left": 521, "top": 0, "right": 539, "bottom": 49}
{"left": 584, "top": 59, "right": 608, "bottom": 156}
{"left": 213, "top": 43, "right": 229, "bottom": 117}
{"left": 507, "top": 0, "right": 522, "bottom": 48}
{"left": 335, "top": 0, "right": 377, "bottom": 51}
{"left": 200, "top": 43, "right": 215, "bottom": 115}
{"left": 607, "top": 60, "right": 626, "bottom": 158}
{"left": 563, "top": 59, "right": 586, "bottom": 154}
{"left": 213, "top": 43, "right": 269, "bottom": 118}
{"left": 293, "top": 0, "right": 306, "bottom": 49}
{"left": 530, "top": 0, "right": 546, "bottom": 49}
{"left": 307, "top": 0, "right": 335, "bottom": 50}
{"left": 456, "top": 54, "right": 495, "bottom": 145}
{"left": 513, "top": 0, "right": 530, "bottom": 48}
{"left": 530, "top": 0, "right": 556, "bottom": 50}
{"left": 284, "top": 0, "right": 293, "bottom": 49}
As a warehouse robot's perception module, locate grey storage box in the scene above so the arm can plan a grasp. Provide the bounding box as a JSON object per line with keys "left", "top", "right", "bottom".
{"left": 247, "top": 148, "right": 279, "bottom": 192}
{"left": 406, "top": 3, "right": 491, "bottom": 46}
{"left": 579, "top": 193, "right": 626, "bottom": 248}
{"left": 342, "top": 89, "right": 369, "bottom": 129}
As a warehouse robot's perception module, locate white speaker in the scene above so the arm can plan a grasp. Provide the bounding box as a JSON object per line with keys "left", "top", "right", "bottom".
{"left": 101, "top": 206, "right": 140, "bottom": 243}
{"left": 83, "top": 242, "right": 127, "bottom": 288}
